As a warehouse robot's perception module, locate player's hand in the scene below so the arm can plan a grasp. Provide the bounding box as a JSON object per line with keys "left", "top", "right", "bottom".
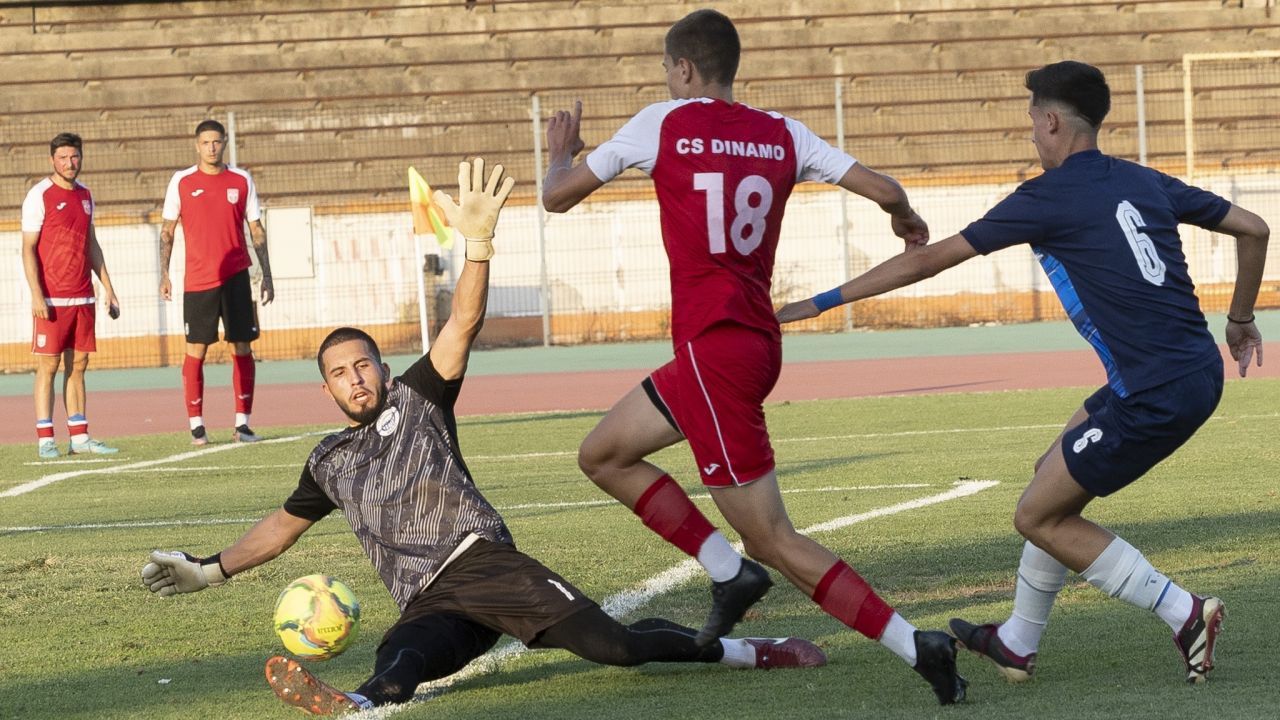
{"left": 141, "top": 550, "right": 228, "bottom": 596}
{"left": 159, "top": 275, "right": 172, "bottom": 302}
{"left": 1225, "top": 318, "right": 1263, "bottom": 377}
{"left": 891, "top": 210, "right": 929, "bottom": 249}
{"left": 31, "top": 293, "right": 49, "bottom": 320}
{"left": 260, "top": 275, "right": 275, "bottom": 305}
{"left": 776, "top": 299, "right": 821, "bottom": 324}
{"left": 104, "top": 290, "right": 120, "bottom": 320}
{"left": 433, "top": 157, "right": 516, "bottom": 261}
{"left": 547, "top": 100, "right": 585, "bottom": 162}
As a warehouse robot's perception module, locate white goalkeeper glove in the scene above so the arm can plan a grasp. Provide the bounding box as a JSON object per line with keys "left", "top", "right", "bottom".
{"left": 141, "top": 550, "right": 229, "bottom": 597}
{"left": 432, "top": 157, "right": 516, "bottom": 262}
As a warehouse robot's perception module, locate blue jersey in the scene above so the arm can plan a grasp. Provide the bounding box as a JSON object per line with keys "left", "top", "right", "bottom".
{"left": 961, "top": 150, "right": 1231, "bottom": 397}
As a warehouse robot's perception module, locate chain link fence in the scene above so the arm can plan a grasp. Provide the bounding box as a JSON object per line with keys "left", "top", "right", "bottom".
{"left": 2, "top": 59, "right": 1277, "bottom": 371}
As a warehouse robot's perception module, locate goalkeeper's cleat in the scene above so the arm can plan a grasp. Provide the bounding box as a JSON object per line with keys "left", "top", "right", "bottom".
{"left": 69, "top": 438, "right": 118, "bottom": 455}
{"left": 233, "top": 424, "right": 262, "bottom": 443}
{"left": 949, "top": 618, "right": 1036, "bottom": 683}
{"left": 266, "top": 656, "right": 362, "bottom": 716}
{"left": 1175, "top": 595, "right": 1224, "bottom": 684}
{"left": 912, "top": 630, "right": 968, "bottom": 705}
{"left": 695, "top": 559, "right": 773, "bottom": 646}
{"left": 191, "top": 425, "right": 209, "bottom": 446}
{"left": 37, "top": 440, "right": 59, "bottom": 459}
{"left": 746, "top": 637, "right": 827, "bottom": 669}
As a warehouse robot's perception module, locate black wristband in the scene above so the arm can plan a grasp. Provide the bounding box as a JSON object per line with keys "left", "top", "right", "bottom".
{"left": 203, "top": 551, "right": 231, "bottom": 577}
{"left": 1227, "top": 314, "right": 1256, "bottom": 324}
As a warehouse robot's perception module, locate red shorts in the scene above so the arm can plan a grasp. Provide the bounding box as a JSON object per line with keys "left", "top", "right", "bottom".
{"left": 645, "top": 323, "right": 781, "bottom": 488}
{"left": 32, "top": 303, "right": 96, "bottom": 355}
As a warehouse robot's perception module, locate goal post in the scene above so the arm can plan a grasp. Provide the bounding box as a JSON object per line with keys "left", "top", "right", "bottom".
{"left": 1181, "top": 50, "right": 1280, "bottom": 183}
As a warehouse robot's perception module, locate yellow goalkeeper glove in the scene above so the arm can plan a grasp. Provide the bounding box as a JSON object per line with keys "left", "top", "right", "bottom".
{"left": 432, "top": 157, "right": 516, "bottom": 262}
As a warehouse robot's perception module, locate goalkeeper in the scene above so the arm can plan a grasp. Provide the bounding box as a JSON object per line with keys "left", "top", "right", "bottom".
{"left": 141, "top": 158, "right": 826, "bottom": 716}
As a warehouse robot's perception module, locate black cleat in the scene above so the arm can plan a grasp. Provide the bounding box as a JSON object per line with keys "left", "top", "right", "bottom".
{"left": 190, "top": 425, "right": 209, "bottom": 446}
{"left": 695, "top": 559, "right": 772, "bottom": 646}
{"left": 913, "top": 630, "right": 968, "bottom": 705}
{"left": 949, "top": 618, "right": 1035, "bottom": 683}
{"left": 1175, "top": 595, "right": 1224, "bottom": 684}
{"left": 233, "top": 424, "right": 262, "bottom": 443}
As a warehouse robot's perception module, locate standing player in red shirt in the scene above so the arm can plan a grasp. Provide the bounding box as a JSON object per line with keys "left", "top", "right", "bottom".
{"left": 21, "top": 132, "right": 120, "bottom": 459}
{"left": 160, "top": 119, "right": 275, "bottom": 446}
{"left": 542, "top": 10, "right": 964, "bottom": 705}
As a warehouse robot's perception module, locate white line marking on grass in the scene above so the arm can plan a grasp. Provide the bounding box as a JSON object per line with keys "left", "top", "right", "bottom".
{"left": 498, "top": 483, "right": 930, "bottom": 512}
{"left": 0, "top": 484, "right": 936, "bottom": 533}
{"left": 454, "top": 413, "right": 1280, "bottom": 463}
{"left": 357, "top": 479, "right": 998, "bottom": 718}
{"left": 0, "top": 431, "right": 332, "bottom": 499}
{"left": 120, "top": 464, "right": 299, "bottom": 473}
{"left": 22, "top": 457, "right": 126, "bottom": 466}
{"left": 3, "top": 517, "right": 264, "bottom": 533}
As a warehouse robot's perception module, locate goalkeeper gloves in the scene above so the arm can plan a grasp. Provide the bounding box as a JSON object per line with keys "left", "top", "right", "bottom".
{"left": 432, "top": 157, "right": 517, "bottom": 262}
{"left": 141, "top": 550, "right": 229, "bottom": 597}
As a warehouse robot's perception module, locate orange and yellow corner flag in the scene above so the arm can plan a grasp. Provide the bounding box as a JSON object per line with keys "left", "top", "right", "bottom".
{"left": 408, "top": 166, "right": 453, "bottom": 248}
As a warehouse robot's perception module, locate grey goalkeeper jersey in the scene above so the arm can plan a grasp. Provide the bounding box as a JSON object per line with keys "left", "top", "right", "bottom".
{"left": 283, "top": 355, "right": 513, "bottom": 610}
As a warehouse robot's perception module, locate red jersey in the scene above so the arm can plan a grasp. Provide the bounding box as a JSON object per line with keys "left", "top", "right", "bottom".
{"left": 586, "top": 99, "right": 855, "bottom": 346}
{"left": 162, "top": 165, "right": 260, "bottom": 292}
{"left": 21, "top": 178, "right": 96, "bottom": 301}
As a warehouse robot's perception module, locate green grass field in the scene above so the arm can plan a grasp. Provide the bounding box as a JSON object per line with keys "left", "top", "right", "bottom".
{"left": 2, "top": 380, "right": 1277, "bottom": 720}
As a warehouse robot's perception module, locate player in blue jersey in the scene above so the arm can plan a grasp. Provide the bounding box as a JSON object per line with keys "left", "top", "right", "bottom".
{"left": 777, "top": 60, "right": 1268, "bottom": 685}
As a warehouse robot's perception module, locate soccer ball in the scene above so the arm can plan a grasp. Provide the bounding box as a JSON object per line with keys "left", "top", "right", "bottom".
{"left": 273, "top": 575, "right": 361, "bottom": 661}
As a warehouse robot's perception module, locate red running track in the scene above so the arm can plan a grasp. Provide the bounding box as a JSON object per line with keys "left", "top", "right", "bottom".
{"left": 1, "top": 347, "right": 1272, "bottom": 445}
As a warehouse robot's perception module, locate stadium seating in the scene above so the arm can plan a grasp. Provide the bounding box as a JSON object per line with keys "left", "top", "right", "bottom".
{"left": 2, "top": 0, "right": 1274, "bottom": 220}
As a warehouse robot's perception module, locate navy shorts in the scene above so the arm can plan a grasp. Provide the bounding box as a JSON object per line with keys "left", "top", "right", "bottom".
{"left": 1062, "top": 358, "right": 1223, "bottom": 497}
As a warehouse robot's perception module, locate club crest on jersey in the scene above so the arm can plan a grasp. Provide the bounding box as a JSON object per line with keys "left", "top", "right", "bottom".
{"left": 82, "top": 200, "right": 92, "bottom": 215}
{"left": 376, "top": 406, "right": 400, "bottom": 436}
{"left": 226, "top": 188, "right": 240, "bottom": 204}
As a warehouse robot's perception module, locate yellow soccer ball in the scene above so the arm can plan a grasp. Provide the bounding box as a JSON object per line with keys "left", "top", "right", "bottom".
{"left": 273, "top": 575, "right": 361, "bottom": 661}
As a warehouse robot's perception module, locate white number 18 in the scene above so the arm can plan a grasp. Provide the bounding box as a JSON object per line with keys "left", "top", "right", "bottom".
{"left": 693, "top": 173, "right": 774, "bottom": 256}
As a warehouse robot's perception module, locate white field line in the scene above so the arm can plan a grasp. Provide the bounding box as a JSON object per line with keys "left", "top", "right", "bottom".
{"left": 461, "top": 411, "right": 1280, "bottom": 462}
{"left": 21, "top": 457, "right": 125, "bottom": 466}
{"left": 10, "top": 410, "right": 1272, "bottom": 498}
{"left": 0, "top": 483, "right": 934, "bottom": 533}
{"left": 0, "top": 431, "right": 332, "bottom": 499}
{"left": 359, "top": 479, "right": 998, "bottom": 718}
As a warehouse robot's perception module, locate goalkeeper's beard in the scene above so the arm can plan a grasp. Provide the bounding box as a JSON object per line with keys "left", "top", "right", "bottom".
{"left": 340, "top": 383, "right": 389, "bottom": 426}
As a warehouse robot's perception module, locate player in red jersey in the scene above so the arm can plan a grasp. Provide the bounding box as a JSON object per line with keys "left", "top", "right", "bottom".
{"left": 21, "top": 133, "right": 120, "bottom": 459}
{"left": 160, "top": 119, "right": 275, "bottom": 446}
{"left": 542, "top": 10, "right": 964, "bottom": 705}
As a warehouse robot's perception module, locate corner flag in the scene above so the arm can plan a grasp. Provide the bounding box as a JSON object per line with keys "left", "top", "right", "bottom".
{"left": 408, "top": 166, "right": 453, "bottom": 248}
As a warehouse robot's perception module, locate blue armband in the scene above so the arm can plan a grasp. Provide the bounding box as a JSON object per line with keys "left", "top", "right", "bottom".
{"left": 812, "top": 288, "right": 844, "bottom": 312}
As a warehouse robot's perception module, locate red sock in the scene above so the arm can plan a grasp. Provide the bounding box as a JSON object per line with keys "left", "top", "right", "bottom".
{"left": 232, "top": 353, "right": 255, "bottom": 414}
{"left": 812, "top": 560, "right": 895, "bottom": 640}
{"left": 36, "top": 419, "right": 54, "bottom": 442}
{"left": 67, "top": 414, "right": 89, "bottom": 441}
{"left": 632, "top": 474, "right": 716, "bottom": 557}
{"left": 182, "top": 355, "right": 205, "bottom": 419}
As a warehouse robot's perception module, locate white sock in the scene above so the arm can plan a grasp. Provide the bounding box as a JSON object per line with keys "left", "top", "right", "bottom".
{"left": 879, "top": 612, "right": 918, "bottom": 666}
{"left": 697, "top": 531, "right": 742, "bottom": 583}
{"left": 70, "top": 432, "right": 90, "bottom": 445}
{"left": 37, "top": 437, "right": 55, "bottom": 447}
{"left": 1082, "top": 537, "right": 1180, "bottom": 622}
{"left": 998, "top": 541, "right": 1068, "bottom": 657}
{"left": 344, "top": 692, "right": 373, "bottom": 710}
{"left": 718, "top": 637, "right": 755, "bottom": 668}
{"left": 1153, "top": 582, "right": 1195, "bottom": 632}
{"left": 235, "top": 412, "right": 250, "bottom": 428}
{"left": 189, "top": 415, "right": 204, "bottom": 431}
